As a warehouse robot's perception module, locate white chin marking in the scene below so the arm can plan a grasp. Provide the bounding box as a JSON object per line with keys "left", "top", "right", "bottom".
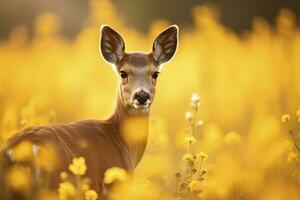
{"left": 130, "top": 101, "right": 151, "bottom": 114}
{"left": 132, "top": 99, "right": 151, "bottom": 110}
{"left": 133, "top": 103, "right": 150, "bottom": 109}
{"left": 133, "top": 103, "right": 139, "bottom": 109}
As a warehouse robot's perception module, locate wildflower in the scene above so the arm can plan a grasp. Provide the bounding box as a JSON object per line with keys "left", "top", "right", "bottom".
{"left": 190, "top": 93, "right": 200, "bottom": 108}
{"left": 223, "top": 131, "right": 241, "bottom": 145}
{"left": 185, "top": 112, "right": 193, "bottom": 121}
{"left": 281, "top": 114, "right": 291, "bottom": 123}
{"left": 296, "top": 109, "right": 300, "bottom": 117}
{"left": 184, "top": 136, "right": 197, "bottom": 145}
{"left": 58, "top": 182, "right": 76, "bottom": 200}
{"left": 296, "top": 109, "right": 300, "bottom": 122}
{"left": 81, "top": 183, "right": 90, "bottom": 191}
{"left": 60, "top": 172, "right": 68, "bottom": 180}
{"left": 197, "top": 120, "right": 204, "bottom": 127}
{"left": 104, "top": 167, "right": 128, "bottom": 184}
{"left": 85, "top": 189, "right": 98, "bottom": 200}
{"left": 182, "top": 153, "right": 194, "bottom": 162}
{"left": 13, "top": 140, "right": 34, "bottom": 162}
{"left": 188, "top": 180, "right": 202, "bottom": 192}
{"left": 5, "top": 166, "right": 32, "bottom": 192}
{"left": 196, "top": 151, "right": 208, "bottom": 160}
{"left": 69, "top": 157, "right": 87, "bottom": 176}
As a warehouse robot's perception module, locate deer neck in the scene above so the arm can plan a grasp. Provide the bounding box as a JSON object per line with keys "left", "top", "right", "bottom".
{"left": 109, "top": 93, "right": 149, "bottom": 167}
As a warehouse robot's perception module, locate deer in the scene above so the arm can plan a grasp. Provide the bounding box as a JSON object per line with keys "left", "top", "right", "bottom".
{"left": 1, "top": 24, "right": 178, "bottom": 195}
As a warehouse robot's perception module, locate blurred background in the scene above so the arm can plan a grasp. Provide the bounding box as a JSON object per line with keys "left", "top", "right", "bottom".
{"left": 0, "top": 0, "right": 300, "bottom": 199}
{"left": 1, "top": 0, "right": 300, "bottom": 38}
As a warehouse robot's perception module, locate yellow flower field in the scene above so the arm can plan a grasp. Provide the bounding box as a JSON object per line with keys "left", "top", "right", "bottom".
{"left": 0, "top": 0, "right": 300, "bottom": 199}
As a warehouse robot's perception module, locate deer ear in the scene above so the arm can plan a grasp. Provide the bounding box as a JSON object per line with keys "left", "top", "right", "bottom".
{"left": 100, "top": 25, "right": 125, "bottom": 64}
{"left": 152, "top": 25, "right": 178, "bottom": 65}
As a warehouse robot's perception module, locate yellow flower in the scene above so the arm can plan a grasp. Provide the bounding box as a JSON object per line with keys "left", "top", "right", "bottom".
{"left": 188, "top": 180, "right": 202, "bottom": 192}
{"left": 296, "top": 109, "right": 300, "bottom": 117}
{"left": 190, "top": 93, "right": 200, "bottom": 108}
{"left": 5, "top": 166, "right": 32, "bottom": 192}
{"left": 81, "top": 183, "right": 90, "bottom": 191}
{"left": 196, "top": 151, "right": 208, "bottom": 160}
{"left": 85, "top": 189, "right": 98, "bottom": 200}
{"left": 182, "top": 153, "right": 194, "bottom": 162}
{"left": 58, "top": 182, "right": 76, "bottom": 200}
{"left": 185, "top": 112, "right": 193, "bottom": 121}
{"left": 60, "top": 172, "right": 68, "bottom": 180}
{"left": 223, "top": 131, "right": 241, "bottom": 145}
{"left": 103, "top": 167, "right": 128, "bottom": 184}
{"left": 13, "top": 140, "right": 34, "bottom": 162}
{"left": 281, "top": 114, "right": 291, "bottom": 123}
{"left": 197, "top": 120, "right": 204, "bottom": 127}
{"left": 296, "top": 109, "right": 300, "bottom": 122}
{"left": 184, "top": 136, "right": 197, "bottom": 145}
{"left": 69, "top": 157, "right": 87, "bottom": 176}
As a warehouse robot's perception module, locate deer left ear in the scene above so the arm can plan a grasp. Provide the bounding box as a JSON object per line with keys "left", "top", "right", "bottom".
{"left": 152, "top": 25, "right": 179, "bottom": 65}
{"left": 100, "top": 25, "right": 125, "bottom": 65}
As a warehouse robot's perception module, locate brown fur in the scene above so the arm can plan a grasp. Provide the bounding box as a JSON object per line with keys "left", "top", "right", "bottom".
{"left": 1, "top": 95, "right": 148, "bottom": 192}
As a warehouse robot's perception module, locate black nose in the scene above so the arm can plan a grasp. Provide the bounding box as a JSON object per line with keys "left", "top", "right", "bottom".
{"left": 134, "top": 90, "right": 150, "bottom": 105}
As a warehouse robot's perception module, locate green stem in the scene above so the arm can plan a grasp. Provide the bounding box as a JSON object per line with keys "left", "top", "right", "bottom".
{"left": 192, "top": 106, "right": 199, "bottom": 137}
{"left": 76, "top": 175, "right": 82, "bottom": 200}
{"left": 199, "top": 158, "right": 203, "bottom": 171}
{"left": 287, "top": 121, "right": 300, "bottom": 153}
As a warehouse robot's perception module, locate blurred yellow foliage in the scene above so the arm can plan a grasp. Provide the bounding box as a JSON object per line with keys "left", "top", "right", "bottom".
{"left": 0, "top": 0, "right": 300, "bottom": 199}
{"left": 5, "top": 166, "right": 32, "bottom": 192}
{"left": 58, "top": 181, "right": 76, "bottom": 200}
{"left": 36, "top": 190, "right": 58, "bottom": 200}
{"left": 121, "top": 116, "right": 148, "bottom": 144}
{"left": 223, "top": 131, "right": 241, "bottom": 145}
{"left": 84, "top": 189, "right": 98, "bottom": 200}
{"left": 12, "top": 140, "right": 34, "bottom": 162}
{"left": 36, "top": 144, "right": 60, "bottom": 172}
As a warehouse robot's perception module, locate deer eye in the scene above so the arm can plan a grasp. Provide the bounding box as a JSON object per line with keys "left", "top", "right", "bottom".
{"left": 120, "top": 71, "right": 128, "bottom": 79}
{"left": 152, "top": 72, "right": 159, "bottom": 80}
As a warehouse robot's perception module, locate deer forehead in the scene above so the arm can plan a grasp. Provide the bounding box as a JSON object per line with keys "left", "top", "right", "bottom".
{"left": 118, "top": 53, "right": 158, "bottom": 73}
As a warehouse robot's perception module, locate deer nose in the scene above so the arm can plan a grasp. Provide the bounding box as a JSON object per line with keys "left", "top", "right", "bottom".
{"left": 134, "top": 90, "right": 150, "bottom": 105}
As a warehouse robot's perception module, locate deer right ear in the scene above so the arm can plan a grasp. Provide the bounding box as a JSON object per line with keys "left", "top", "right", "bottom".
{"left": 100, "top": 25, "right": 125, "bottom": 64}
{"left": 152, "top": 25, "right": 178, "bottom": 65}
